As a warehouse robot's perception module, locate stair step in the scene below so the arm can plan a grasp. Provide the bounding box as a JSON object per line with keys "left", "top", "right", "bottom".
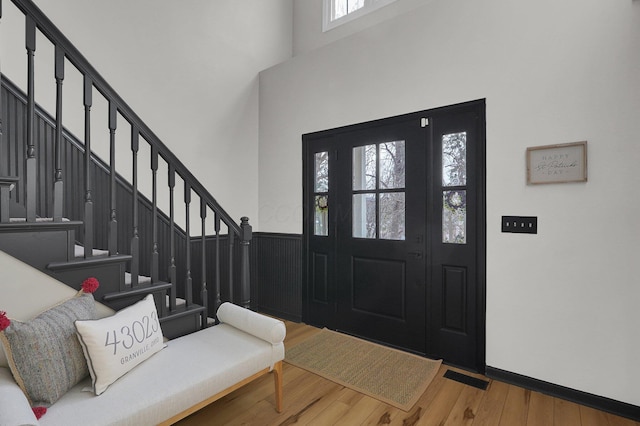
{"left": 103, "top": 281, "right": 173, "bottom": 303}
{"left": 0, "top": 176, "right": 19, "bottom": 186}
{"left": 166, "top": 294, "right": 187, "bottom": 309}
{"left": 0, "top": 219, "right": 82, "bottom": 231}
{"left": 9, "top": 217, "right": 71, "bottom": 223}
{"left": 74, "top": 244, "right": 109, "bottom": 258}
{"left": 124, "top": 272, "right": 152, "bottom": 286}
{"left": 160, "top": 303, "right": 205, "bottom": 321}
{"left": 48, "top": 253, "right": 132, "bottom": 271}
{"left": 0, "top": 220, "right": 82, "bottom": 272}
{"left": 159, "top": 303, "right": 206, "bottom": 339}
{"left": 47, "top": 254, "right": 131, "bottom": 305}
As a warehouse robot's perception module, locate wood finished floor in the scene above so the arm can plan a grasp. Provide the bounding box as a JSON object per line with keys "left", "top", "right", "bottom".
{"left": 177, "top": 321, "right": 637, "bottom": 426}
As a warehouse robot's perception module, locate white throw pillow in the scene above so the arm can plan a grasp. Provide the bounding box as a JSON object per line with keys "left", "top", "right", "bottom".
{"left": 75, "top": 294, "right": 165, "bottom": 395}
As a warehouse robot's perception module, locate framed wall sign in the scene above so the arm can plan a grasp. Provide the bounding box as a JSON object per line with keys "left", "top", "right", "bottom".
{"left": 526, "top": 141, "right": 588, "bottom": 184}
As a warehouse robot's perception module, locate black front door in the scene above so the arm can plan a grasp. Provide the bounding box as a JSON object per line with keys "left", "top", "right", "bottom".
{"left": 303, "top": 100, "right": 485, "bottom": 370}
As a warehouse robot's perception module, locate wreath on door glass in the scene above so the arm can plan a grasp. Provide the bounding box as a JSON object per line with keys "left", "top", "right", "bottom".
{"left": 444, "top": 190, "right": 465, "bottom": 210}
{"left": 315, "top": 195, "right": 328, "bottom": 211}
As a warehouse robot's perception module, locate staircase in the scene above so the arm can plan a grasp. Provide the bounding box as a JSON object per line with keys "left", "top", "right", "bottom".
{"left": 0, "top": 0, "right": 253, "bottom": 339}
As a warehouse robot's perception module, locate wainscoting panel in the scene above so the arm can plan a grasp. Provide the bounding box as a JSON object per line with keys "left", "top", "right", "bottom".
{"left": 252, "top": 233, "right": 302, "bottom": 322}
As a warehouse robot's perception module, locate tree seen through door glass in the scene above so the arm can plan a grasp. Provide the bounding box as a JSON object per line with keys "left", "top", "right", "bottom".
{"left": 315, "top": 152, "right": 329, "bottom": 192}
{"left": 380, "top": 192, "right": 405, "bottom": 240}
{"left": 379, "top": 141, "right": 405, "bottom": 189}
{"left": 442, "top": 132, "right": 467, "bottom": 244}
{"left": 352, "top": 193, "right": 376, "bottom": 238}
{"left": 352, "top": 145, "right": 376, "bottom": 190}
{"left": 442, "top": 132, "right": 466, "bottom": 186}
{"left": 352, "top": 141, "right": 405, "bottom": 240}
{"left": 314, "top": 152, "right": 329, "bottom": 236}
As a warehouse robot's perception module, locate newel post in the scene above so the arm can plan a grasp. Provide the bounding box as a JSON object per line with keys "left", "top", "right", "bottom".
{"left": 240, "top": 216, "right": 252, "bottom": 309}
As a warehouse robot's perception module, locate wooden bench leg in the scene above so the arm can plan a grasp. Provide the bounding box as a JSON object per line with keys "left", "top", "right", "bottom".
{"left": 273, "top": 361, "right": 283, "bottom": 413}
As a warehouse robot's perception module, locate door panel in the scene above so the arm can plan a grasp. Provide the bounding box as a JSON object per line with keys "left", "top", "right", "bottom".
{"left": 442, "top": 265, "right": 467, "bottom": 333}
{"left": 303, "top": 101, "right": 485, "bottom": 370}
{"left": 335, "top": 118, "right": 427, "bottom": 353}
{"left": 305, "top": 138, "right": 338, "bottom": 331}
{"left": 312, "top": 252, "right": 330, "bottom": 303}
{"left": 428, "top": 107, "right": 483, "bottom": 370}
{"left": 352, "top": 256, "right": 405, "bottom": 319}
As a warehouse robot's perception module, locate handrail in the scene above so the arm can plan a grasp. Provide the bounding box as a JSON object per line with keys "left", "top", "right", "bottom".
{"left": 9, "top": 0, "right": 241, "bottom": 235}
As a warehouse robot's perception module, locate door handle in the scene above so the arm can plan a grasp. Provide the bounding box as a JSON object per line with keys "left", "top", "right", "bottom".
{"left": 408, "top": 251, "right": 423, "bottom": 259}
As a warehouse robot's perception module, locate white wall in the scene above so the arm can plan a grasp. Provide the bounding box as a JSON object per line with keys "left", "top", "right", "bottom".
{"left": 260, "top": 0, "right": 640, "bottom": 406}
{"left": 1, "top": 0, "right": 293, "bottom": 229}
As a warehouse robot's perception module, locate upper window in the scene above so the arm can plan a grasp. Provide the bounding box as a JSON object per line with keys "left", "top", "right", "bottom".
{"left": 323, "top": 0, "right": 398, "bottom": 32}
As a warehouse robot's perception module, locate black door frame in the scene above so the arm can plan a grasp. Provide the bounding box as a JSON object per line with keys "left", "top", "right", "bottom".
{"left": 302, "top": 99, "right": 486, "bottom": 372}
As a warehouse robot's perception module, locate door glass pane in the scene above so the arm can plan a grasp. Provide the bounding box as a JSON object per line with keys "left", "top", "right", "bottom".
{"left": 353, "top": 193, "right": 376, "bottom": 238}
{"left": 379, "top": 141, "right": 405, "bottom": 189}
{"left": 353, "top": 144, "right": 376, "bottom": 190}
{"left": 314, "top": 152, "right": 329, "bottom": 192}
{"left": 379, "top": 192, "right": 405, "bottom": 240}
{"left": 443, "top": 190, "right": 466, "bottom": 244}
{"left": 314, "top": 195, "right": 329, "bottom": 236}
{"left": 442, "top": 132, "right": 467, "bottom": 186}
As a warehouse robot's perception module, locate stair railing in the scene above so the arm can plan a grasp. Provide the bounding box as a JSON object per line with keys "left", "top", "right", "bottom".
{"left": 0, "top": 0, "right": 253, "bottom": 322}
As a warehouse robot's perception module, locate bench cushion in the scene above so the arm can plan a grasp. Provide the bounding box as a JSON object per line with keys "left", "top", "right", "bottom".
{"left": 38, "top": 323, "right": 284, "bottom": 425}
{"left": 0, "top": 367, "right": 38, "bottom": 426}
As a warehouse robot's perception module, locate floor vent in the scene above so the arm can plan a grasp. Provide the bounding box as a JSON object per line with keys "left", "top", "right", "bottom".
{"left": 444, "top": 369, "right": 489, "bottom": 390}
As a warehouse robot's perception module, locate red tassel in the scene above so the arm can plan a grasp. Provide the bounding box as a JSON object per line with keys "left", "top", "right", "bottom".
{"left": 81, "top": 277, "right": 100, "bottom": 294}
{"left": 32, "top": 406, "right": 47, "bottom": 419}
{"left": 0, "top": 311, "right": 10, "bottom": 332}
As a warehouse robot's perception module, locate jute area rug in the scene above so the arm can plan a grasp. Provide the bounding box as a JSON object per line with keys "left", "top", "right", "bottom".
{"left": 285, "top": 328, "right": 442, "bottom": 411}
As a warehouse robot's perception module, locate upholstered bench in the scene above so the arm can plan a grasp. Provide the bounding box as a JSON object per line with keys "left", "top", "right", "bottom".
{"left": 0, "top": 302, "right": 285, "bottom": 426}
{"left": 0, "top": 251, "right": 286, "bottom": 426}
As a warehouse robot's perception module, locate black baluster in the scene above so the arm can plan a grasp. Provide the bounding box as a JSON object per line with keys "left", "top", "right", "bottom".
{"left": 130, "top": 126, "right": 140, "bottom": 287}
{"left": 108, "top": 101, "right": 117, "bottom": 254}
{"left": 214, "top": 212, "right": 221, "bottom": 315}
{"left": 168, "top": 165, "right": 176, "bottom": 311}
{"left": 200, "top": 199, "right": 207, "bottom": 326}
{"left": 150, "top": 146, "right": 159, "bottom": 283}
{"left": 184, "top": 182, "right": 192, "bottom": 306}
{"left": 52, "top": 45, "right": 64, "bottom": 221}
{"left": 228, "top": 226, "right": 234, "bottom": 304}
{"left": 83, "top": 76, "right": 93, "bottom": 258}
{"left": 25, "top": 15, "right": 36, "bottom": 221}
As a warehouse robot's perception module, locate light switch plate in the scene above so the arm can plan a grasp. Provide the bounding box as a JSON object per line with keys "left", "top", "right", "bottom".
{"left": 502, "top": 216, "right": 537, "bottom": 234}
